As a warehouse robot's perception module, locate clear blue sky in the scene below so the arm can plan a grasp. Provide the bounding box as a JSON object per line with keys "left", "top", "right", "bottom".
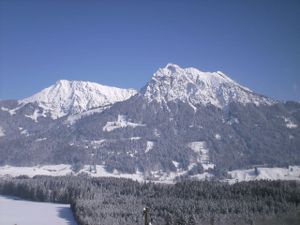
{"left": 0, "top": 0, "right": 299, "bottom": 101}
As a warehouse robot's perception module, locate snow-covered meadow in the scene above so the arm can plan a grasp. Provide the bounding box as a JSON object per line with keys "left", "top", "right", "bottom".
{"left": 0, "top": 195, "right": 77, "bottom": 225}
{"left": 0, "top": 164, "right": 299, "bottom": 184}
{"left": 227, "top": 166, "right": 300, "bottom": 184}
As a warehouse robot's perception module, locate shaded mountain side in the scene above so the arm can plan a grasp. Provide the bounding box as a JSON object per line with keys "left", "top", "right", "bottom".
{"left": 1, "top": 97, "right": 299, "bottom": 176}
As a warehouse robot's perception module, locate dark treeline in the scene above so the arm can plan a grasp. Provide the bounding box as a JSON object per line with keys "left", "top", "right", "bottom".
{"left": 0, "top": 176, "right": 300, "bottom": 225}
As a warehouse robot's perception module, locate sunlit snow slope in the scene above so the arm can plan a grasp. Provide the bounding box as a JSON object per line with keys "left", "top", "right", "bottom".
{"left": 142, "top": 63, "right": 274, "bottom": 109}
{"left": 20, "top": 80, "right": 137, "bottom": 119}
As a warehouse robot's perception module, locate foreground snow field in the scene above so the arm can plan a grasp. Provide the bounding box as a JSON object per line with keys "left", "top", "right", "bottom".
{"left": 0, "top": 195, "right": 77, "bottom": 225}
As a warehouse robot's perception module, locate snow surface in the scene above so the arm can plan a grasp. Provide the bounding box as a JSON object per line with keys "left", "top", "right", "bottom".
{"left": 227, "top": 166, "right": 300, "bottom": 184}
{"left": 0, "top": 195, "right": 77, "bottom": 225}
{"left": 78, "top": 137, "right": 142, "bottom": 150}
{"left": 190, "top": 172, "right": 214, "bottom": 180}
{"left": 0, "top": 164, "right": 299, "bottom": 184}
{"left": 0, "top": 165, "right": 73, "bottom": 177}
{"left": 25, "top": 109, "right": 46, "bottom": 122}
{"left": 153, "top": 128, "right": 160, "bottom": 137}
{"left": 226, "top": 117, "right": 239, "bottom": 125}
{"left": 130, "top": 137, "right": 141, "bottom": 140}
{"left": 35, "top": 137, "right": 47, "bottom": 142}
{"left": 145, "top": 141, "right": 154, "bottom": 153}
{"left": 188, "top": 141, "right": 215, "bottom": 170}
{"left": 1, "top": 106, "right": 9, "bottom": 111}
{"left": 0, "top": 164, "right": 147, "bottom": 182}
{"left": 126, "top": 149, "right": 138, "bottom": 158}
{"left": 66, "top": 105, "right": 110, "bottom": 124}
{"left": 142, "top": 63, "right": 274, "bottom": 109}
{"left": 172, "top": 161, "right": 180, "bottom": 168}
{"left": 0, "top": 127, "right": 5, "bottom": 137}
{"left": 103, "top": 114, "right": 145, "bottom": 132}
{"left": 283, "top": 117, "right": 298, "bottom": 128}
{"left": 1, "top": 106, "right": 10, "bottom": 114}
{"left": 90, "top": 139, "right": 106, "bottom": 148}
{"left": 188, "top": 142, "right": 207, "bottom": 155}
{"left": 0, "top": 164, "right": 203, "bottom": 184}
{"left": 19, "top": 80, "right": 136, "bottom": 119}
{"left": 7, "top": 104, "right": 23, "bottom": 115}
{"left": 20, "top": 127, "right": 30, "bottom": 136}
{"left": 214, "top": 133, "right": 221, "bottom": 140}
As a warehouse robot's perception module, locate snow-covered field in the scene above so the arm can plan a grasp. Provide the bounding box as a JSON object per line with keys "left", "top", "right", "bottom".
{"left": 283, "top": 117, "right": 298, "bottom": 129}
{"left": 0, "top": 164, "right": 197, "bottom": 183}
{"left": 0, "top": 164, "right": 146, "bottom": 182}
{"left": 0, "top": 164, "right": 299, "bottom": 184}
{"left": 145, "top": 141, "right": 154, "bottom": 153}
{"left": 103, "top": 114, "right": 145, "bottom": 132}
{"left": 0, "top": 195, "right": 77, "bottom": 225}
{"left": 0, "top": 127, "right": 5, "bottom": 137}
{"left": 227, "top": 166, "right": 300, "bottom": 184}
{"left": 0, "top": 164, "right": 74, "bottom": 177}
{"left": 188, "top": 141, "right": 215, "bottom": 170}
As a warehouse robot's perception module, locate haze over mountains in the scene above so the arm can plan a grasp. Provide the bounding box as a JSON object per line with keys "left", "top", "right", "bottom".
{"left": 0, "top": 64, "right": 299, "bottom": 182}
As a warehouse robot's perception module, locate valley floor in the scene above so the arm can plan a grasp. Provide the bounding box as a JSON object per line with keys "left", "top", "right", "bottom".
{"left": 0, "top": 164, "right": 299, "bottom": 183}
{"left": 0, "top": 195, "right": 77, "bottom": 225}
{"left": 227, "top": 165, "right": 300, "bottom": 183}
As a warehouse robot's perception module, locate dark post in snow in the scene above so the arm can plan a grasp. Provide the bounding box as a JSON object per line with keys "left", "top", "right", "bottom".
{"left": 143, "top": 207, "right": 150, "bottom": 225}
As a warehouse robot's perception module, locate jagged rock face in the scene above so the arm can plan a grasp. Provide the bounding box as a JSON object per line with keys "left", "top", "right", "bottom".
{"left": 0, "top": 64, "right": 299, "bottom": 180}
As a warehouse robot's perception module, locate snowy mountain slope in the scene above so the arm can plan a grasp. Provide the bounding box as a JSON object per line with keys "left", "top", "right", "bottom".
{"left": 141, "top": 64, "right": 275, "bottom": 109}
{"left": 20, "top": 80, "right": 137, "bottom": 119}
{"left": 0, "top": 64, "right": 299, "bottom": 182}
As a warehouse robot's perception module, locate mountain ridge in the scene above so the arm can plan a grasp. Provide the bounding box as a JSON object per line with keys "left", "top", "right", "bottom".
{"left": 141, "top": 64, "right": 275, "bottom": 110}
{"left": 0, "top": 64, "right": 299, "bottom": 182}
{"left": 3, "top": 64, "right": 275, "bottom": 116}
{"left": 18, "top": 79, "right": 137, "bottom": 119}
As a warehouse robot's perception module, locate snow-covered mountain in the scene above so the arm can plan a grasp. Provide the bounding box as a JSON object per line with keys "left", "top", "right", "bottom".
{"left": 19, "top": 80, "right": 137, "bottom": 119}
{"left": 0, "top": 64, "right": 299, "bottom": 182}
{"left": 142, "top": 63, "right": 274, "bottom": 110}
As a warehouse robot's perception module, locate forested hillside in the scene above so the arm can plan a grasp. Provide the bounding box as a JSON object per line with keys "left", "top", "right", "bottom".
{"left": 0, "top": 176, "right": 299, "bottom": 225}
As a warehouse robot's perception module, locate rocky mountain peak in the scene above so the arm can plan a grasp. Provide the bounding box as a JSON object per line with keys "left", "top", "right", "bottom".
{"left": 141, "top": 64, "right": 274, "bottom": 109}
{"left": 19, "top": 80, "right": 137, "bottom": 119}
